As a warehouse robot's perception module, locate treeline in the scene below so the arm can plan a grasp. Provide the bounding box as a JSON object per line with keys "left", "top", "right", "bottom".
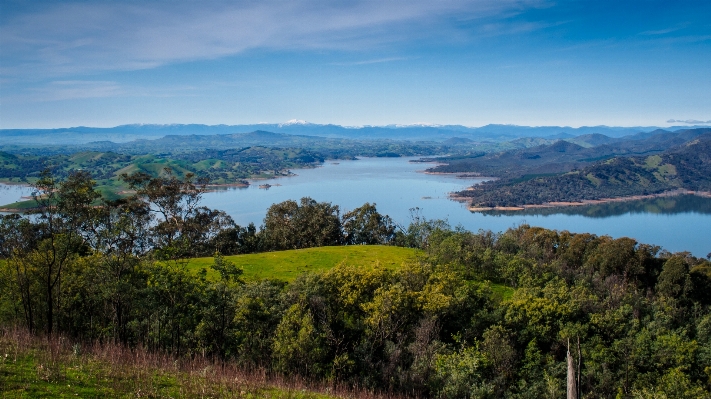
{"left": 2, "top": 170, "right": 711, "bottom": 398}
{"left": 459, "top": 134, "right": 711, "bottom": 207}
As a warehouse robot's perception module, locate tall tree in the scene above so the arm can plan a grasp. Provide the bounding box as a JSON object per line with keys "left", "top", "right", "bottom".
{"left": 263, "top": 197, "right": 342, "bottom": 250}
{"left": 29, "top": 170, "right": 99, "bottom": 334}
{"left": 122, "top": 168, "right": 210, "bottom": 259}
{"left": 342, "top": 202, "right": 396, "bottom": 245}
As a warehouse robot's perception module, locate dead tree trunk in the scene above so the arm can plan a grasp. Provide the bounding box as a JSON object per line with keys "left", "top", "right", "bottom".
{"left": 567, "top": 339, "right": 578, "bottom": 399}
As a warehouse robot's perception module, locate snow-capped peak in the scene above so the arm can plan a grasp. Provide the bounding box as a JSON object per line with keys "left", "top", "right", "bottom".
{"left": 279, "top": 119, "right": 311, "bottom": 127}
{"left": 387, "top": 122, "right": 443, "bottom": 128}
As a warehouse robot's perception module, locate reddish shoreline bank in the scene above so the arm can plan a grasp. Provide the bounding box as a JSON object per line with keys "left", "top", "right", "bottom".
{"left": 461, "top": 189, "right": 711, "bottom": 212}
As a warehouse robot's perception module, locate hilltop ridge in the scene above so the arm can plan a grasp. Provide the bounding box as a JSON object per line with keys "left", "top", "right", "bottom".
{"left": 456, "top": 130, "right": 711, "bottom": 208}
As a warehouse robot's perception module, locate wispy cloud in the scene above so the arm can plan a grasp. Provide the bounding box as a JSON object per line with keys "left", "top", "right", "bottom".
{"left": 0, "top": 0, "right": 544, "bottom": 78}
{"left": 640, "top": 23, "right": 688, "bottom": 36}
{"left": 641, "top": 27, "right": 680, "bottom": 35}
{"left": 4, "top": 80, "right": 204, "bottom": 104}
{"left": 330, "top": 57, "right": 410, "bottom": 66}
{"left": 667, "top": 119, "right": 711, "bottom": 124}
{"left": 26, "top": 80, "right": 124, "bottom": 102}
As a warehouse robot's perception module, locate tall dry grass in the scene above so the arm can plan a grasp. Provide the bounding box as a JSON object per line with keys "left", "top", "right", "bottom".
{"left": 0, "top": 325, "right": 412, "bottom": 399}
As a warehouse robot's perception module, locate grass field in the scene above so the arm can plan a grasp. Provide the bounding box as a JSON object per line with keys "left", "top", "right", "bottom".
{"left": 184, "top": 245, "right": 514, "bottom": 299}
{"left": 187, "top": 245, "right": 422, "bottom": 281}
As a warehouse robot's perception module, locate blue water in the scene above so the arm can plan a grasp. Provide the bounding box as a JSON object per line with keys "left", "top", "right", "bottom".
{"left": 201, "top": 157, "right": 486, "bottom": 229}
{"left": 0, "top": 183, "right": 33, "bottom": 207}
{"left": 3, "top": 157, "right": 709, "bottom": 257}
{"left": 200, "top": 157, "right": 711, "bottom": 257}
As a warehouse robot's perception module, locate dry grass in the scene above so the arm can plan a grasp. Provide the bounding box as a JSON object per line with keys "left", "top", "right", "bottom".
{"left": 0, "top": 326, "right": 409, "bottom": 399}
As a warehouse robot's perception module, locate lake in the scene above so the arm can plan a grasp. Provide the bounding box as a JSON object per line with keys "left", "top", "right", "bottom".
{"left": 0, "top": 183, "right": 33, "bottom": 208}
{"left": 2, "top": 157, "right": 710, "bottom": 257}
{"left": 199, "top": 157, "right": 711, "bottom": 257}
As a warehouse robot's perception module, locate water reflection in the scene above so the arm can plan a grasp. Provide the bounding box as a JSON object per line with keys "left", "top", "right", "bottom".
{"left": 479, "top": 195, "right": 711, "bottom": 218}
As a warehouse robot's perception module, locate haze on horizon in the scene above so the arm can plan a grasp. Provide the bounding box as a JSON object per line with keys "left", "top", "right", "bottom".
{"left": 1, "top": 0, "right": 710, "bottom": 129}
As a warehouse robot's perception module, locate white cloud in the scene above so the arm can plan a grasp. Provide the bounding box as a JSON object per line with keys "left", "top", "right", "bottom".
{"left": 0, "top": 0, "right": 544, "bottom": 77}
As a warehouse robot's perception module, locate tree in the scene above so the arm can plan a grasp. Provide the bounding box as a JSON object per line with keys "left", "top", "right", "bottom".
{"left": 121, "top": 168, "right": 209, "bottom": 259}
{"left": 196, "top": 254, "right": 243, "bottom": 359}
{"left": 656, "top": 256, "right": 693, "bottom": 299}
{"left": 26, "top": 170, "right": 99, "bottom": 335}
{"left": 399, "top": 207, "right": 450, "bottom": 249}
{"left": 88, "top": 196, "right": 151, "bottom": 343}
{"left": 263, "top": 197, "right": 342, "bottom": 250}
{"left": 272, "top": 302, "right": 325, "bottom": 377}
{"left": 342, "top": 203, "right": 396, "bottom": 245}
{"left": 0, "top": 214, "right": 40, "bottom": 330}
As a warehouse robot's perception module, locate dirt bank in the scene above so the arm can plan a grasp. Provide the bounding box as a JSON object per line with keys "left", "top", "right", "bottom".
{"left": 465, "top": 189, "right": 711, "bottom": 212}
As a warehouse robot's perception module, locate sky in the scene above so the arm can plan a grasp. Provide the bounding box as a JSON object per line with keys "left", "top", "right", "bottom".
{"left": 1, "top": 0, "right": 710, "bottom": 129}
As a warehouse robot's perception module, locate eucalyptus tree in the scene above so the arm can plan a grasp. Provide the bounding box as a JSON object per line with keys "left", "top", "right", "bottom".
{"left": 14, "top": 170, "right": 100, "bottom": 334}
{"left": 86, "top": 196, "right": 152, "bottom": 343}
{"left": 342, "top": 202, "right": 396, "bottom": 245}
{"left": 121, "top": 169, "right": 204, "bottom": 259}
{"left": 0, "top": 214, "right": 41, "bottom": 331}
{"left": 263, "top": 197, "right": 342, "bottom": 250}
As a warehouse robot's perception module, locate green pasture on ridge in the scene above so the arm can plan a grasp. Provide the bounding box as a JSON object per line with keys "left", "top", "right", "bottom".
{"left": 185, "top": 245, "right": 514, "bottom": 299}
{"left": 187, "top": 245, "right": 421, "bottom": 281}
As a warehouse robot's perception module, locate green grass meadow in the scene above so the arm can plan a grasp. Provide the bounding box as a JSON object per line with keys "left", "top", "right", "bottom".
{"left": 187, "top": 245, "right": 421, "bottom": 281}
{"left": 184, "top": 245, "right": 514, "bottom": 299}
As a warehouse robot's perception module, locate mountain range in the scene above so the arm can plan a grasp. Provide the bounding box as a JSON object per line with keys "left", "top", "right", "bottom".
{"left": 2, "top": 122, "right": 708, "bottom": 145}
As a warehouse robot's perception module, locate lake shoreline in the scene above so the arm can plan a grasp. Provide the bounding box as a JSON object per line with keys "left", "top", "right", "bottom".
{"left": 0, "top": 180, "right": 31, "bottom": 186}
{"left": 419, "top": 170, "right": 498, "bottom": 181}
{"left": 462, "top": 189, "right": 711, "bottom": 212}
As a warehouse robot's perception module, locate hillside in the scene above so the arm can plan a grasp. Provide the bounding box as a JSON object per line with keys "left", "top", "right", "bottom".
{"left": 188, "top": 245, "right": 422, "bottom": 281}
{"left": 3, "top": 167, "right": 711, "bottom": 398}
{"left": 428, "top": 127, "right": 711, "bottom": 177}
{"left": 458, "top": 132, "right": 711, "bottom": 208}
{"left": 1, "top": 328, "right": 340, "bottom": 399}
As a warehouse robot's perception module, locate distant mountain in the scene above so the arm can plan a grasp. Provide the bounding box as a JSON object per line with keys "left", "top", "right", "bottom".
{"left": 442, "top": 137, "right": 475, "bottom": 145}
{"left": 545, "top": 132, "right": 575, "bottom": 139}
{"left": 116, "top": 130, "right": 331, "bottom": 151}
{"left": 590, "top": 128, "right": 711, "bottom": 155}
{"left": 3, "top": 122, "right": 704, "bottom": 146}
{"left": 564, "top": 133, "right": 620, "bottom": 147}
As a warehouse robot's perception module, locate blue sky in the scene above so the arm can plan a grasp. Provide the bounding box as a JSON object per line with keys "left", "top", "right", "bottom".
{"left": 1, "top": 0, "right": 710, "bottom": 128}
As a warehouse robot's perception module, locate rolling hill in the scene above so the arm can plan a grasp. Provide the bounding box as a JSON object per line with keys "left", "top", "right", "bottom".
{"left": 458, "top": 132, "right": 711, "bottom": 208}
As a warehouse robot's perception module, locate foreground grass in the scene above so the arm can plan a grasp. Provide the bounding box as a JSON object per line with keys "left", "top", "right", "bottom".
{"left": 187, "top": 245, "right": 421, "bottom": 281}
{"left": 0, "top": 328, "right": 359, "bottom": 399}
